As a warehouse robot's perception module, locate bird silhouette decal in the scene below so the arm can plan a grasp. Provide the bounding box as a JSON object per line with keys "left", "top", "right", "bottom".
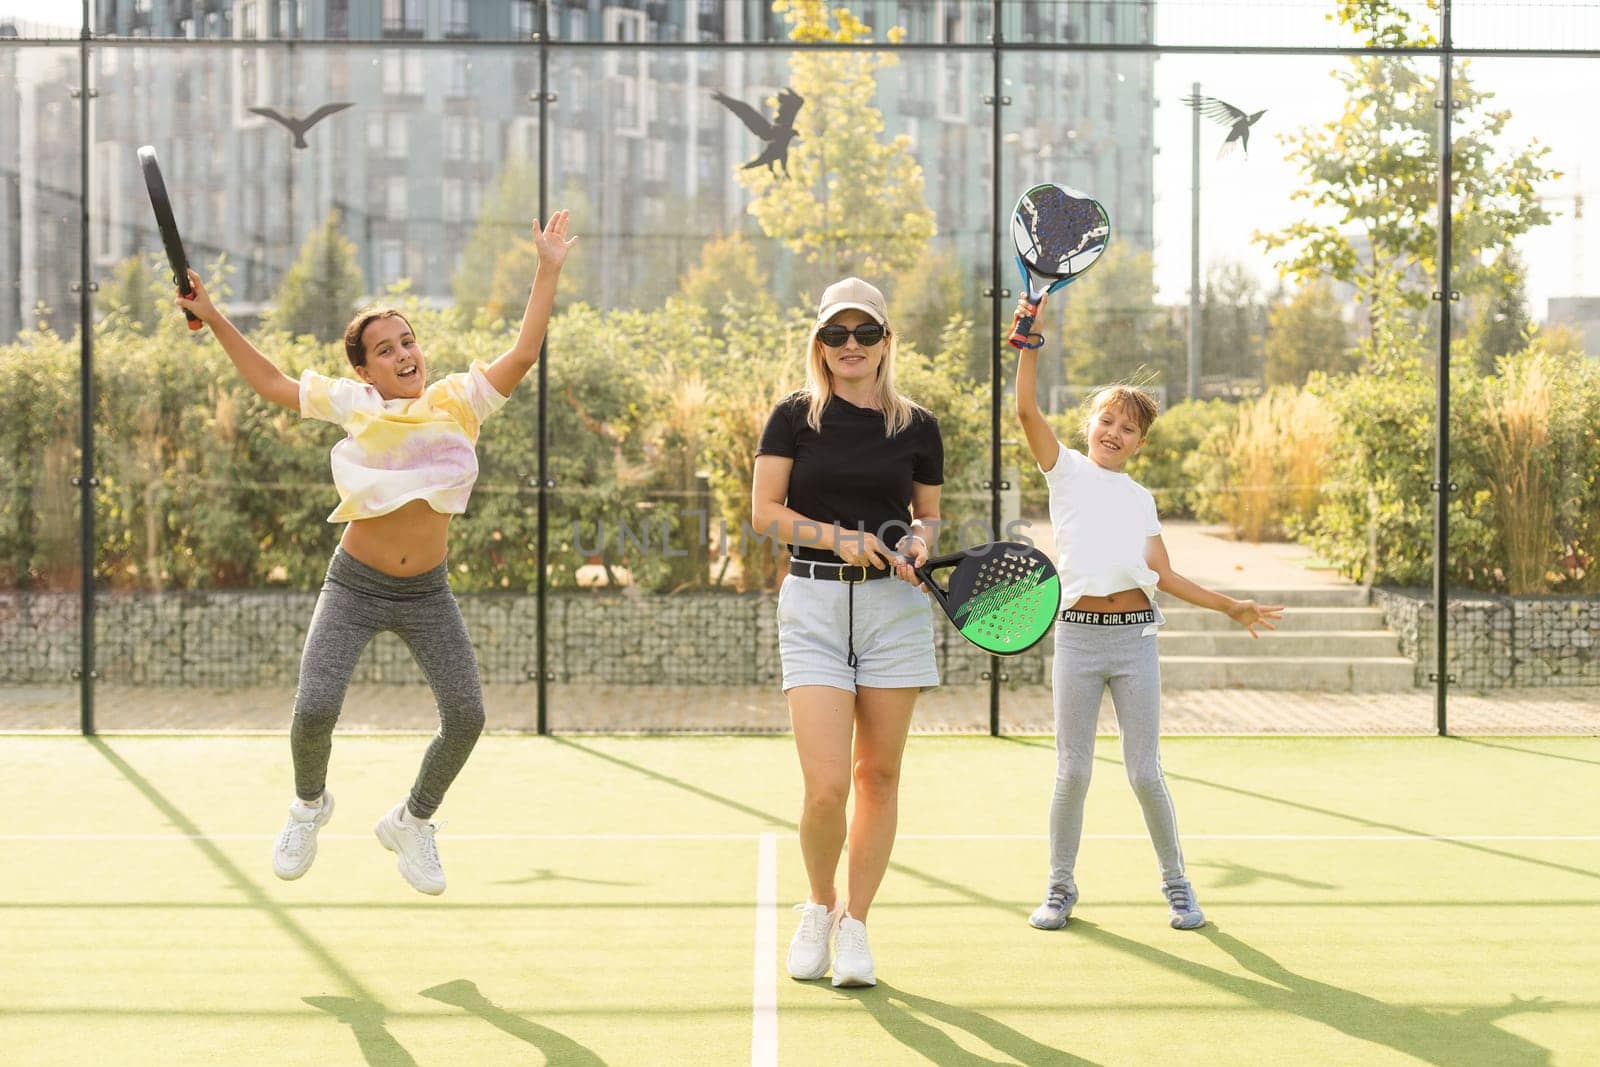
{"left": 1182, "top": 95, "right": 1266, "bottom": 159}
{"left": 711, "top": 87, "right": 804, "bottom": 178}
{"left": 248, "top": 102, "right": 355, "bottom": 149}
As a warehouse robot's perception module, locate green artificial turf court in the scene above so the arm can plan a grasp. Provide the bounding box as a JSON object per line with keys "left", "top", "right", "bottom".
{"left": 3, "top": 733, "right": 1598, "bottom": 1065}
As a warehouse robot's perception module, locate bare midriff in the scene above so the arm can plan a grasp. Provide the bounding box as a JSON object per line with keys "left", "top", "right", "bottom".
{"left": 1069, "top": 587, "right": 1151, "bottom": 613}
{"left": 339, "top": 498, "right": 453, "bottom": 577}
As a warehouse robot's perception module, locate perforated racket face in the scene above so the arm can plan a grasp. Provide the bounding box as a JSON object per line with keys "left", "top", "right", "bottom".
{"left": 945, "top": 543, "right": 1060, "bottom": 656}
{"left": 1010, "top": 183, "right": 1109, "bottom": 280}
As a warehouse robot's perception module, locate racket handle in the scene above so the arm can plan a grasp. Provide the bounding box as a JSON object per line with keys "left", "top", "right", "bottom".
{"left": 1007, "top": 298, "right": 1044, "bottom": 350}
{"left": 183, "top": 309, "right": 202, "bottom": 330}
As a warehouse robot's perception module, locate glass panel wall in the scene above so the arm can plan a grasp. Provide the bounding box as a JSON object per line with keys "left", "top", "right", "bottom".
{"left": 1, "top": 1, "right": 1589, "bottom": 736}
{"left": 86, "top": 41, "right": 541, "bottom": 730}
{"left": 1440, "top": 57, "right": 1600, "bottom": 733}
{"left": 542, "top": 36, "right": 994, "bottom": 731}
{"left": 0, "top": 44, "right": 83, "bottom": 729}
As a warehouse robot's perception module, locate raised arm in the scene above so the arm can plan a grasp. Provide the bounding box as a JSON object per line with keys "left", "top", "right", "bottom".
{"left": 483, "top": 211, "right": 578, "bottom": 399}
{"left": 176, "top": 270, "right": 299, "bottom": 411}
{"left": 1013, "top": 299, "right": 1062, "bottom": 470}
{"left": 1145, "top": 534, "right": 1284, "bottom": 638}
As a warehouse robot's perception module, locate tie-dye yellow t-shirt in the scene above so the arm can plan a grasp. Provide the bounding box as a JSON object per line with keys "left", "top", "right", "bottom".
{"left": 299, "top": 361, "right": 509, "bottom": 523}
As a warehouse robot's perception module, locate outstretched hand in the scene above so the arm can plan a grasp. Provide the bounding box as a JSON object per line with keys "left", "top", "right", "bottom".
{"left": 1228, "top": 599, "right": 1284, "bottom": 638}
{"left": 532, "top": 210, "right": 578, "bottom": 268}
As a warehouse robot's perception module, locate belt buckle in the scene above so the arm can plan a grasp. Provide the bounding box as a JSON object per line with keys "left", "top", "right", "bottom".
{"left": 841, "top": 565, "right": 868, "bottom": 584}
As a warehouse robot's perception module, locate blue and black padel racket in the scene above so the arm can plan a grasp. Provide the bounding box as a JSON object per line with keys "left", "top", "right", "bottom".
{"left": 1006, "top": 182, "right": 1110, "bottom": 350}
{"left": 915, "top": 541, "right": 1060, "bottom": 656}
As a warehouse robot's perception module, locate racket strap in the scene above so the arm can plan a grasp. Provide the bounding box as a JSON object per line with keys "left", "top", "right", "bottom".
{"left": 1009, "top": 299, "right": 1045, "bottom": 350}
{"left": 846, "top": 583, "right": 858, "bottom": 669}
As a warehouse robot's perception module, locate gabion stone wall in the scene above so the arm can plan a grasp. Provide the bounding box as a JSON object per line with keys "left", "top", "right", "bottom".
{"left": 1373, "top": 589, "right": 1600, "bottom": 688}
{"left": 2, "top": 591, "right": 1031, "bottom": 688}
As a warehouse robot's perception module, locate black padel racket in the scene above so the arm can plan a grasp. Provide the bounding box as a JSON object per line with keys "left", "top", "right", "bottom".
{"left": 915, "top": 541, "right": 1060, "bottom": 656}
{"left": 1007, "top": 182, "right": 1110, "bottom": 350}
{"left": 137, "top": 145, "right": 202, "bottom": 330}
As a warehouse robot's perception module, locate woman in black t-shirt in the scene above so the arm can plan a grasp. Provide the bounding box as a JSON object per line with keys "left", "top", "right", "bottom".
{"left": 752, "top": 276, "right": 944, "bottom": 989}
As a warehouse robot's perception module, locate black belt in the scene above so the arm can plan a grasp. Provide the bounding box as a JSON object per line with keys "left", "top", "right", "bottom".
{"left": 788, "top": 560, "right": 894, "bottom": 583}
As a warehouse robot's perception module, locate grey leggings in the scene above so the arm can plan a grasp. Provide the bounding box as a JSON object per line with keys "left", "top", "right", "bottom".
{"left": 1048, "top": 620, "right": 1186, "bottom": 885}
{"left": 291, "top": 549, "right": 484, "bottom": 819}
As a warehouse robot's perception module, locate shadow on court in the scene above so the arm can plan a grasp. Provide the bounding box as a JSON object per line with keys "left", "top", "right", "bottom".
{"left": 494, "top": 867, "right": 640, "bottom": 888}
{"left": 554, "top": 738, "right": 1565, "bottom": 1065}
{"left": 87, "top": 739, "right": 601, "bottom": 1067}
{"left": 1451, "top": 737, "right": 1600, "bottom": 769}
{"left": 303, "top": 996, "right": 418, "bottom": 1067}
{"left": 833, "top": 981, "right": 1098, "bottom": 1066}
{"left": 1071, "top": 921, "right": 1558, "bottom": 1067}
{"left": 1000, "top": 736, "right": 1600, "bottom": 883}
{"left": 421, "top": 979, "right": 608, "bottom": 1066}
{"left": 1193, "top": 859, "right": 1339, "bottom": 891}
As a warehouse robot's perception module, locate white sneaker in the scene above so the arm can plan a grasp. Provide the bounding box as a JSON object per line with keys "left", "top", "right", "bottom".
{"left": 831, "top": 915, "right": 876, "bottom": 988}
{"left": 1163, "top": 878, "right": 1206, "bottom": 930}
{"left": 272, "top": 792, "right": 334, "bottom": 880}
{"left": 373, "top": 801, "right": 446, "bottom": 895}
{"left": 786, "top": 900, "right": 840, "bottom": 980}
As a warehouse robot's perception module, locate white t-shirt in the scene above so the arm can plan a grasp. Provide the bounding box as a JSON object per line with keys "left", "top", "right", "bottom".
{"left": 299, "top": 361, "right": 509, "bottom": 523}
{"left": 1040, "top": 442, "right": 1162, "bottom": 608}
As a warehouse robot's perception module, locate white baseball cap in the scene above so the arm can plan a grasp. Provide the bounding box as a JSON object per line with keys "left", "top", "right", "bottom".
{"left": 815, "top": 276, "right": 889, "bottom": 327}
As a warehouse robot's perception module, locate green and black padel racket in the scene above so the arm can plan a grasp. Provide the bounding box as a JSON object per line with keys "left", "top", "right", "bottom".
{"left": 915, "top": 541, "right": 1060, "bottom": 656}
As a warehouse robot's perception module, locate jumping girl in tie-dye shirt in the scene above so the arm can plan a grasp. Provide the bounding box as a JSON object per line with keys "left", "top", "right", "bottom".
{"left": 177, "top": 211, "right": 577, "bottom": 896}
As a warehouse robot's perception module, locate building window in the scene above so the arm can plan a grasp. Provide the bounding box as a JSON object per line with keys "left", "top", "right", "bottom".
{"left": 511, "top": 0, "right": 536, "bottom": 38}
{"left": 327, "top": 0, "right": 347, "bottom": 37}
{"left": 446, "top": 0, "right": 470, "bottom": 37}
{"left": 386, "top": 113, "right": 409, "bottom": 157}
{"left": 382, "top": 0, "right": 423, "bottom": 37}
{"left": 387, "top": 177, "right": 407, "bottom": 217}
{"left": 382, "top": 52, "right": 424, "bottom": 95}
{"left": 381, "top": 240, "right": 404, "bottom": 280}
{"left": 604, "top": 7, "right": 644, "bottom": 43}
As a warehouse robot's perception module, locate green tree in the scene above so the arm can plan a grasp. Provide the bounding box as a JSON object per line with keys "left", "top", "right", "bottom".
{"left": 454, "top": 168, "right": 598, "bottom": 322}
{"left": 1458, "top": 248, "right": 1531, "bottom": 375}
{"left": 99, "top": 254, "right": 168, "bottom": 336}
{"left": 678, "top": 230, "right": 775, "bottom": 321}
{"left": 1256, "top": 3, "right": 1556, "bottom": 348}
{"left": 734, "top": 1, "right": 935, "bottom": 279}
{"left": 1199, "top": 258, "right": 1267, "bottom": 387}
{"left": 889, "top": 247, "right": 985, "bottom": 379}
{"left": 1263, "top": 280, "right": 1356, "bottom": 387}
{"left": 268, "top": 211, "right": 366, "bottom": 343}
{"left": 1048, "top": 243, "right": 1185, "bottom": 399}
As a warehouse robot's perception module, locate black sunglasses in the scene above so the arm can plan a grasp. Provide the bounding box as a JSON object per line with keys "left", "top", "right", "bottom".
{"left": 816, "top": 323, "right": 886, "bottom": 348}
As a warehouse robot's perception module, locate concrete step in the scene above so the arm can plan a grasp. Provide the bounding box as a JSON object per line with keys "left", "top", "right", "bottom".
{"left": 1157, "top": 587, "right": 1371, "bottom": 608}
{"left": 1157, "top": 606, "right": 1389, "bottom": 633}
{"left": 1159, "top": 631, "right": 1402, "bottom": 658}
{"left": 1160, "top": 656, "right": 1418, "bottom": 692}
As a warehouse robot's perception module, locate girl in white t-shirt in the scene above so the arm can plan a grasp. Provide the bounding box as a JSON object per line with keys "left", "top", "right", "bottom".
{"left": 176, "top": 213, "right": 577, "bottom": 896}
{"left": 1014, "top": 332, "right": 1282, "bottom": 931}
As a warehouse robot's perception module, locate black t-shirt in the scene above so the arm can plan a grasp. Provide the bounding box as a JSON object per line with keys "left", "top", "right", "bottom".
{"left": 756, "top": 391, "right": 944, "bottom": 563}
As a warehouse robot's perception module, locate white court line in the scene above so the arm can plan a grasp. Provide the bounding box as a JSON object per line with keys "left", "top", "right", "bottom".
{"left": 751, "top": 832, "right": 778, "bottom": 1067}
{"left": 6, "top": 832, "right": 1599, "bottom": 843}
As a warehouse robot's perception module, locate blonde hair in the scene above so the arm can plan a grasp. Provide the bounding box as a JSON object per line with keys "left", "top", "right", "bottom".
{"left": 1081, "top": 384, "right": 1160, "bottom": 441}
{"left": 801, "top": 320, "right": 924, "bottom": 437}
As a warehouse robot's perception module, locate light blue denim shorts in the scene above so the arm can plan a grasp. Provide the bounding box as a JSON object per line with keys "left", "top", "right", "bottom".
{"left": 776, "top": 571, "right": 941, "bottom": 693}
